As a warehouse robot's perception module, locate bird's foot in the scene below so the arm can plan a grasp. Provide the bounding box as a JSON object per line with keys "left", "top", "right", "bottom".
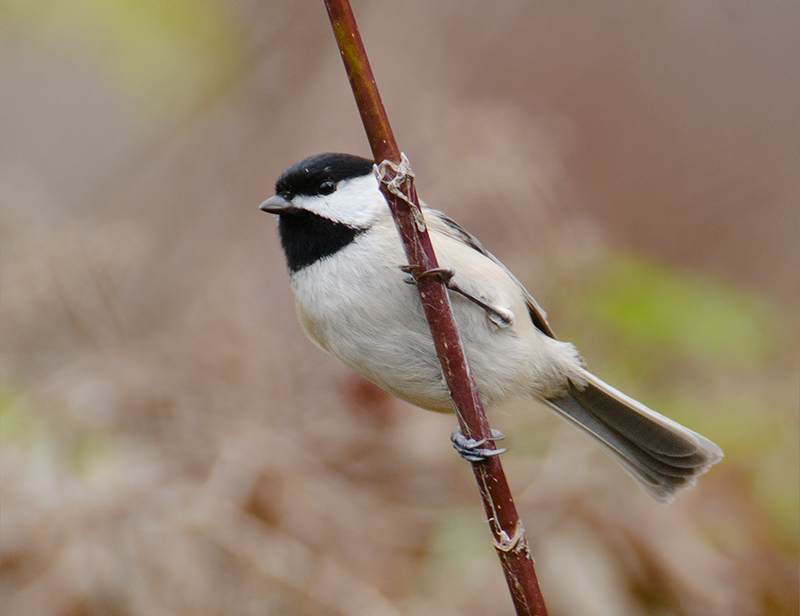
{"left": 399, "top": 264, "right": 455, "bottom": 285}
{"left": 451, "top": 427, "right": 507, "bottom": 462}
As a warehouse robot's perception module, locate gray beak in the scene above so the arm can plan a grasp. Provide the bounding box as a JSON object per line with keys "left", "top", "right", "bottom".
{"left": 259, "top": 194, "right": 294, "bottom": 214}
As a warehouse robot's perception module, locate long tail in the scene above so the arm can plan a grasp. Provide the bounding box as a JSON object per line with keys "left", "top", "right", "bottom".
{"left": 544, "top": 371, "right": 723, "bottom": 504}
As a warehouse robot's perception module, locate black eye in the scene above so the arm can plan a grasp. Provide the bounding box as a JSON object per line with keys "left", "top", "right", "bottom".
{"left": 318, "top": 179, "right": 336, "bottom": 195}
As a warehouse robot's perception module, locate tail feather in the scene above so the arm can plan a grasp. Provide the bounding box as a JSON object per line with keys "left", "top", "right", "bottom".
{"left": 545, "top": 371, "right": 723, "bottom": 505}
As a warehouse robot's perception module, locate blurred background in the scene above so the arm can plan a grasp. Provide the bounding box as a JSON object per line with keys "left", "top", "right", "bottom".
{"left": 1, "top": 1, "right": 798, "bottom": 614}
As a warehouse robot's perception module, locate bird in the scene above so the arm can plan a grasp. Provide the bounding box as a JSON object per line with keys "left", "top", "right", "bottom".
{"left": 259, "top": 152, "right": 723, "bottom": 504}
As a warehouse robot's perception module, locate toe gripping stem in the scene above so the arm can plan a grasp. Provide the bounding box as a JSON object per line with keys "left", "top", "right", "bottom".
{"left": 451, "top": 427, "right": 508, "bottom": 462}
{"left": 399, "top": 264, "right": 454, "bottom": 285}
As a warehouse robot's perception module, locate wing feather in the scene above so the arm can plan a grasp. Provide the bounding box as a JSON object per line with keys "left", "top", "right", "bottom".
{"left": 431, "top": 210, "right": 558, "bottom": 339}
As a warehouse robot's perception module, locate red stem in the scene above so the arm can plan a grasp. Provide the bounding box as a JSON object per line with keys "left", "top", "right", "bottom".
{"left": 323, "top": 2, "right": 549, "bottom": 614}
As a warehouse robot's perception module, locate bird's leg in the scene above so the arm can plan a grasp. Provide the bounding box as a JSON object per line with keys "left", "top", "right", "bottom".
{"left": 399, "top": 265, "right": 513, "bottom": 327}
{"left": 451, "top": 427, "right": 508, "bottom": 462}
{"left": 399, "top": 264, "right": 454, "bottom": 285}
{"left": 446, "top": 282, "right": 514, "bottom": 327}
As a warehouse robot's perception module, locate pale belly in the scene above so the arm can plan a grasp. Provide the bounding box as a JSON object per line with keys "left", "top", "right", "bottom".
{"left": 288, "top": 229, "right": 583, "bottom": 412}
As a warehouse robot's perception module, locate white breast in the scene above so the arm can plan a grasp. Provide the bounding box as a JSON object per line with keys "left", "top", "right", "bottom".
{"left": 290, "top": 215, "right": 584, "bottom": 412}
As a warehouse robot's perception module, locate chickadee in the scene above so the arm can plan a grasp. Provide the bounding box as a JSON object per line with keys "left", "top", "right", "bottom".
{"left": 260, "top": 152, "right": 723, "bottom": 504}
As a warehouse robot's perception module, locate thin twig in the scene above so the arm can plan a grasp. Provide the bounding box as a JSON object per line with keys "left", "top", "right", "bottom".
{"left": 323, "top": 2, "right": 549, "bottom": 614}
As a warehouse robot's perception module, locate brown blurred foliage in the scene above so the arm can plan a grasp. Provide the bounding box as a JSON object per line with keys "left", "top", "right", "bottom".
{"left": 1, "top": 1, "right": 798, "bottom": 615}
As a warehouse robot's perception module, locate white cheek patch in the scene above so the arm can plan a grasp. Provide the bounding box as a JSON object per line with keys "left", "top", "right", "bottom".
{"left": 301, "top": 174, "right": 386, "bottom": 228}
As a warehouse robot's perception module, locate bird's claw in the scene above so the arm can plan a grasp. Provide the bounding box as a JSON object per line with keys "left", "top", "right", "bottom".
{"left": 451, "top": 427, "right": 507, "bottom": 462}
{"left": 399, "top": 265, "right": 455, "bottom": 285}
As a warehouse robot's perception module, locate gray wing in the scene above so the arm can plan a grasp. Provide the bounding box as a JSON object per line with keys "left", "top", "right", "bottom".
{"left": 433, "top": 210, "right": 558, "bottom": 340}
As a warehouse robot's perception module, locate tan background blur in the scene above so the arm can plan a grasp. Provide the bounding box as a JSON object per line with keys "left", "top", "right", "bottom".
{"left": 2, "top": 1, "right": 798, "bottom": 615}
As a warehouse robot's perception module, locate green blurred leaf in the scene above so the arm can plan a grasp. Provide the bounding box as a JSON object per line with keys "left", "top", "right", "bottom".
{"left": 0, "top": 386, "right": 39, "bottom": 445}
{"left": 584, "top": 253, "right": 777, "bottom": 367}
{"left": 1, "top": 383, "right": 116, "bottom": 482}
{"left": 3, "top": 0, "right": 241, "bottom": 117}
{"left": 425, "top": 509, "right": 496, "bottom": 580}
